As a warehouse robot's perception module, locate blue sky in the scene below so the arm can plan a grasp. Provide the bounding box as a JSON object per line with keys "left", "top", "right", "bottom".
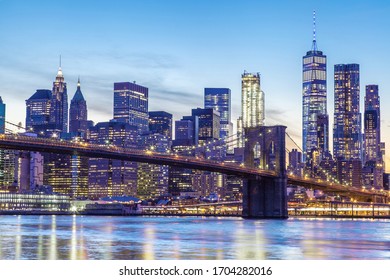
{"left": 1, "top": 0, "right": 390, "bottom": 168}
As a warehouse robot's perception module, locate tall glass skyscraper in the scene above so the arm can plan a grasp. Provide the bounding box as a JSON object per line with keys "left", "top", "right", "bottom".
{"left": 26, "top": 89, "right": 52, "bottom": 134}
{"left": 241, "top": 72, "right": 264, "bottom": 128}
{"left": 364, "top": 85, "right": 380, "bottom": 163}
{"left": 204, "top": 88, "right": 232, "bottom": 139}
{"left": 50, "top": 65, "right": 68, "bottom": 134}
{"left": 113, "top": 82, "right": 148, "bottom": 133}
{"left": 333, "top": 64, "right": 361, "bottom": 160}
{"left": 302, "top": 12, "right": 328, "bottom": 163}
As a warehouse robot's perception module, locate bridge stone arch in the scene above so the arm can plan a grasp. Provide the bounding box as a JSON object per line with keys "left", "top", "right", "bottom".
{"left": 242, "top": 126, "right": 288, "bottom": 218}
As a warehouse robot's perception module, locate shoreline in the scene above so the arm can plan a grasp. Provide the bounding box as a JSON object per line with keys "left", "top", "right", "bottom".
{"left": 1, "top": 211, "right": 390, "bottom": 220}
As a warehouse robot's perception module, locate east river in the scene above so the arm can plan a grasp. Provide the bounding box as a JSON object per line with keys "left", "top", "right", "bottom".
{"left": 0, "top": 215, "right": 389, "bottom": 260}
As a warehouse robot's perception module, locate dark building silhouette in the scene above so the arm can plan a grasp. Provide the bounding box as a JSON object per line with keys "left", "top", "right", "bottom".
{"left": 69, "top": 78, "right": 88, "bottom": 138}
{"left": 149, "top": 111, "right": 172, "bottom": 141}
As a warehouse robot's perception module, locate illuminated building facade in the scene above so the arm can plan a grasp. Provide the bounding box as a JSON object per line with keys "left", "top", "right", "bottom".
{"left": 288, "top": 149, "right": 303, "bottom": 177}
{"left": 69, "top": 78, "right": 88, "bottom": 138}
{"left": 25, "top": 89, "right": 52, "bottom": 135}
{"left": 170, "top": 119, "right": 195, "bottom": 195}
{"left": 70, "top": 155, "right": 89, "bottom": 199}
{"left": 168, "top": 166, "right": 193, "bottom": 196}
{"left": 137, "top": 133, "right": 169, "bottom": 199}
{"left": 333, "top": 64, "right": 361, "bottom": 160}
{"left": 148, "top": 111, "right": 172, "bottom": 141}
{"left": 0, "top": 98, "right": 15, "bottom": 189}
{"left": 14, "top": 151, "right": 44, "bottom": 192}
{"left": 50, "top": 65, "right": 68, "bottom": 134}
{"left": 0, "top": 97, "right": 5, "bottom": 133}
{"left": 363, "top": 85, "right": 383, "bottom": 189}
{"left": 68, "top": 79, "right": 89, "bottom": 197}
{"left": 191, "top": 108, "right": 220, "bottom": 144}
{"left": 0, "top": 193, "right": 70, "bottom": 211}
{"left": 173, "top": 119, "right": 196, "bottom": 147}
{"left": 337, "top": 158, "right": 362, "bottom": 188}
{"left": 204, "top": 88, "right": 232, "bottom": 139}
{"left": 364, "top": 85, "right": 380, "bottom": 162}
{"left": 113, "top": 82, "right": 149, "bottom": 133}
{"left": 241, "top": 72, "right": 264, "bottom": 128}
{"left": 302, "top": 12, "right": 328, "bottom": 163}
{"left": 190, "top": 108, "right": 223, "bottom": 198}
{"left": 88, "top": 121, "right": 138, "bottom": 199}
{"left": 43, "top": 153, "right": 72, "bottom": 195}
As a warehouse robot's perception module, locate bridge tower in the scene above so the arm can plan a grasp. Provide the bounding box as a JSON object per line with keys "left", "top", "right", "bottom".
{"left": 242, "top": 125, "right": 288, "bottom": 218}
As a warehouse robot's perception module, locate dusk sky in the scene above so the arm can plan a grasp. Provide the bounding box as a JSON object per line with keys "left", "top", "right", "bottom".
{"left": 1, "top": 0, "right": 390, "bottom": 169}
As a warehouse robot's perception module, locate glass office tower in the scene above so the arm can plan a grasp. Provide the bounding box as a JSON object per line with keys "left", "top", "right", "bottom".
{"left": 302, "top": 12, "right": 328, "bottom": 163}
{"left": 333, "top": 63, "right": 361, "bottom": 160}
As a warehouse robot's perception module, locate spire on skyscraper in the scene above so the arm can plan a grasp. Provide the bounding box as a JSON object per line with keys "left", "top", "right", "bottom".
{"left": 57, "top": 55, "right": 63, "bottom": 78}
{"left": 72, "top": 77, "right": 85, "bottom": 102}
{"left": 302, "top": 10, "right": 327, "bottom": 164}
{"left": 312, "top": 11, "right": 317, "bottom": 52}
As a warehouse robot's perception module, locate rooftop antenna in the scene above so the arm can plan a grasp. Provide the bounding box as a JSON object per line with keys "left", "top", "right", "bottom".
{"left": 59, "top": 55, "right": 62, "bottom": 68}
{"left": 312, "top": 11, "right": 317, "bottom": 52}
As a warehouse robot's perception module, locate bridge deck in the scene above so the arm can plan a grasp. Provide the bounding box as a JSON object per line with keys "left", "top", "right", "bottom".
{"left": 0, "top": 134, "right": 388, "bottom": 200}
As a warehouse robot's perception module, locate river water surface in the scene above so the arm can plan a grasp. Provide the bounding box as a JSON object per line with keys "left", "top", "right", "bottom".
{"left": 0, "top": 215, "right": 389, "bottom": 260}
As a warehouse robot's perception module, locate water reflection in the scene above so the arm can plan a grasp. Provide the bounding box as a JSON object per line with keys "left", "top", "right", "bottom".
{"left": 15, "top": 215, "right": 22, "bottom": 259}
{"left": 0, "top": 216, "right": 389, "bottom": 260}
{"left": 70, "top": 215, "right": 77, "bottom": 260}
{"left": 49, "top": 215, "right": 57, "bottom": 260}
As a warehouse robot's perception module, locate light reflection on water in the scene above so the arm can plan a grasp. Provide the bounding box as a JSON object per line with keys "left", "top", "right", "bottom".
{"left": 0, "top": 215, "right": 389, "bottom": 260}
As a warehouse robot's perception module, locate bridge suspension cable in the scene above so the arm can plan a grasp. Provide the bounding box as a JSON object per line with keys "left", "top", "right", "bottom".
{"left": 174, "top": 133, "right": 240, "bottom": 155}
{"left": 285, "top": 131, "right": 303, "bottom": 152}
{"left": 5, "top": 121, "right": 26, "bottom": 132}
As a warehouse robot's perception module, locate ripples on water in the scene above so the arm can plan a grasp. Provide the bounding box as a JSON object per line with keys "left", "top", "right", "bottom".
{"left": 0, "top": 215, "right": 389, "bottom": 260}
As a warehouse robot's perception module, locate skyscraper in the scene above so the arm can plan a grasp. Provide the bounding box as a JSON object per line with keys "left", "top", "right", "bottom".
{"left": 88, "top": 121, "right": 138, "bottom": 199}
{"left": 364, "top": 85, "right": 380, "bottom": 163}
{"left": 137, "top": 133, "right": 169, "bottom": 199}
{"left": 149, "top": 111, "right": 172, "bottom": 141}
{"left": 0, "top": 97, "right": 16, "bottom": 189}
{"left": 69, "top": 78, "right": 88, "bottom": 138}
{"left": 333, "top": 64, "right": 361, "bottom": 160}
{"left": 26, "top": 89, "right": 52, "bottom": 135}
{"left": 170, "top": 118, "right": 196, "bottom": 196}
{"left": 362, "top": 85, "right": 383, "bottom": 189}
{"left": 191, "top": 108, "right": 220, "bottom": 145}
{"left": 241, "top": 72, "right": 264, "bottom": 128}
{"left": 113, "top": 82, "right": 148, "bottom": 133}
{"left": 173, "top": 119, "right": 196, "bottom": 147}
{"left": 0, "top": 97, "right": 5, "bottom": 133}
{"left": 204, "top": 88, "right": 232, "bottom": 139}
{"left": 50, "top": 64, "right": 68, "bottom": 134}
{"left": 302, "top": 11, "right": 328, "bottom": 163}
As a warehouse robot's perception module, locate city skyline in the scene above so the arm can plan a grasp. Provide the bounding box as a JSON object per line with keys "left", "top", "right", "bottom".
{"left": 1, "top": 0, "right": 390, "bottom": 169}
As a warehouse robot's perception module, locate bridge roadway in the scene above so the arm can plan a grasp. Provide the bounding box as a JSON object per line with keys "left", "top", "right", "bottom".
{"left": 0, "top": 134, "right": 388, "bottom": 200}
{"left": 0, "top": 134, "right": 275, "bottom": 178}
